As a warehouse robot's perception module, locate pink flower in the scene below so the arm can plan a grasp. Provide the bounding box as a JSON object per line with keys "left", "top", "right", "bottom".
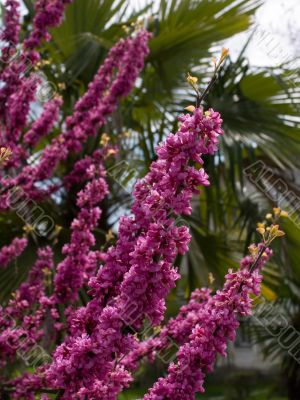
{"left": 143, "top": 247, "right": 272, "bottom": 400}
{"left": 54, "top": 155, "right": 109, "bottom": 302}
{"left": 0, "top": 237, "right": 28, "bottom": 268}
{"left": 46, "top": 107, "right": 224, "bottom": 398}
{"left": 24, "top": 96, "right": 63, "bottom": 147}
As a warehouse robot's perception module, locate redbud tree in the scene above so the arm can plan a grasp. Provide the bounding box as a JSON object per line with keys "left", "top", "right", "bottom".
{"left": 0, "top": 1, "right": 287, "bottom": 399}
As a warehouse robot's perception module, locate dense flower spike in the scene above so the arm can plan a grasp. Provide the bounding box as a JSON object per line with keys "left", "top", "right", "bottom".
{"left": 0, "top": 0, "right": 72, "bottom": 167}
{"left": 89, "top": 108, "right": 222, "bottom": 309}
{"left": 24, "top": 0, "right": 73, "bottom": 50}
{"left": 0, "top": 247, "right": 53, "bottom": 369}
{"left": 0, "top": 237, "right": 28, "bottom": 268}
{"left": 0, "top": 0, "right": 20, "bottom": 50}
{"left": 54, "top": 151, "right": 109, "bottom": 302}
{"left": 0, "top": 64, "right": 39, "bottom": 165}
{"left": 45, "top": 108, "right": 224, "bottom": 398}
{"left": 0, "top": 30, "right": 151, "bottom": 205}
{"left": 143, "top": 246, "right": 272, "bottom": 400}
{"left": 123, "top": 288, "right": 212, "bottom": 371}
{"left": 6, "top": 78, "right": 37, "bottom": 141}
{"left": 13, "top": 246, "right": 54, "bottom": 309}
{"left": 63, "top": 31, "right": 150, "bottom": 152}
{"left": 9, "top": 374, "right": 45, "bottom": 400}
{"left": 24, "top": 96, "right": 63, "bottom": 147}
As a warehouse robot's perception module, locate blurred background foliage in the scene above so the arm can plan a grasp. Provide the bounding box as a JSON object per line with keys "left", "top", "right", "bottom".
{"left": 1, "top": 0, "right": 300, "bottom": 398}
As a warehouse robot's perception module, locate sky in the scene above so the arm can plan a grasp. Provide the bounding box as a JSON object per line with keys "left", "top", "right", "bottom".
{"left": 225, "top": 0, "right": 300, "bottom": 68}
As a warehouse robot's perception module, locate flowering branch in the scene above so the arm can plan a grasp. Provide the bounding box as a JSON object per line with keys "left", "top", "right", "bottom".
{"left": 0, "top": 237, "right": 28, "bottom": 268}
{"left": 143, "top": 214, "right": 285, "bottom": 400}
{"left": 187, "top": 47, "right": 229, "bottom": 107}
{"left": 0, "top": 2, "right": 289, "bottom": 399}
{"left": 44, "top": 106, "right": 223, "bottom": 398}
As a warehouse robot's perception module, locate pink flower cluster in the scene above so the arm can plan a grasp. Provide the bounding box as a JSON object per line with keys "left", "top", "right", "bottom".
{"left": 0, "top": 247, "right": 54, "bottom": 369}
{"left": 24, "top": 96, "right": 63, "bottom": 147}
{"left": 54, "top": 150, "right": 109, "bottom": 302}
{"left": 0, "top": 0, "right": 20, "bottom": 48}
{"left": 89, "top": 108, "right": 222, "bottom": 312}
{"left": 0, "top": 0, "right": 72, "bottom": 152}
{"left": 44, "top": 108, "right": 224, "bottom": 398}
{"left": 24, "top": 0, "right": 73, "bottom": 51}
{"left": 144, "top": 247, "right": 272, "bottom": 400}
{"left": 0, "top": 237, "right": 28, "bottom": 268}
{"left": 0, "top": 2, "right": 283, "bottom": 399}
{"left": 0, "top": 29, "right": 151, "bottom": 205}
{"left": 6, "top": 79, "right": 37, "bottom": 145}
{"left": 123, "top": 288, "right": 212, "bottom": 371}
{"left": 0, "top": 2, "right": 154, "bottom": 398}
